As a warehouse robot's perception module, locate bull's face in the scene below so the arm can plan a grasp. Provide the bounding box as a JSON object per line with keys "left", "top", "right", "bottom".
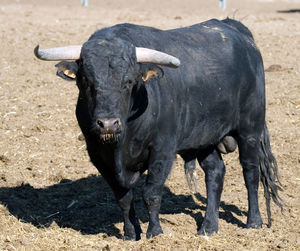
{"left": 34, "top": 38, "right": 180, "bottom": 144}
{"left": 74, "top": 39, "right": 140, "bottom": 144}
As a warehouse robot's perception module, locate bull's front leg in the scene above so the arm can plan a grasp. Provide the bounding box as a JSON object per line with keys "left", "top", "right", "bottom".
{"left": 143, "top": 156, "right": 173, "bottom": 238}
{"left": 115, "top": 188, "right": 142, "bottom": 240}
{"left": 100, "top": 173, "right": 142, "bottom": 240}
{"left": 88, "top": 150, "right": 142, "bottom": 240}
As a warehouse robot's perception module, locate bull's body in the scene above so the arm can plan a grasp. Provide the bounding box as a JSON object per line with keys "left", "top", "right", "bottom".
{"left": 80, "top": 19, "right": 258, "bottom": 185}
{"left": 35, "top": 18, "right": 282, "bottom": 240}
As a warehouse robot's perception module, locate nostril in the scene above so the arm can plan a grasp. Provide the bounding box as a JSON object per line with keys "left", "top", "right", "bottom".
{"left": 96, "top": 119, "right": 104, "bottom": 128}
{"left": 96, "top": 118, "right": 121, "bottom": 131}
{"left": 114, "top": 119, "right": 122, "bottom": 130}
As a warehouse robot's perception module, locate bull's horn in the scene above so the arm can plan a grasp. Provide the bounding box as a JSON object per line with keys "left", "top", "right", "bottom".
{"left": 34, "top": 45, "right": 82, "bottom": 61}
{"left": 136, "top": 47, "right": 180, "bottom": 68}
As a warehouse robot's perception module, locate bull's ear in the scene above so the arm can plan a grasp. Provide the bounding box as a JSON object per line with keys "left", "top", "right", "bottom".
{"left": 55, "top": 61, "right": 78, "bottom": 81}
{"left": 141, "top": 65, "right": 164, "bottom": 82}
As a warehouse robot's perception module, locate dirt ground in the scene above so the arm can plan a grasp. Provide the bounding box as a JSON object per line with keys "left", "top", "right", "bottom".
{"left": 0, "top": 0, "right": 299, "bottom": 250}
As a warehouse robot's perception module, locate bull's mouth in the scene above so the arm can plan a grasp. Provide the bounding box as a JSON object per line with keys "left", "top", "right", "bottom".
{"left": 99, "top": 132, "right": 121, "bottom": 143}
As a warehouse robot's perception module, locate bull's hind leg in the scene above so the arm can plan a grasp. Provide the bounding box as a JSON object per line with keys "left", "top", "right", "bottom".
{"left": 183, "top": 157, "right": 198, "bottom": 193}
{"left": 238, "top": 134, "right": 263, "bottom": 228}
{"left": 197, "top": 148, "right": 225, "bottom": 236}
{"left": 182, "top": 136, "right": 237, "bottom": 194}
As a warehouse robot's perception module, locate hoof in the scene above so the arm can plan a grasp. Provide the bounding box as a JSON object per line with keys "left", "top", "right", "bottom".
{"left": 123, "top": 229, "right": 142, "bottom": 241}
{"left": 123, "top": 228, "right": 141, "bottom": 241}
{"left": 197, "top": 220, "right": 218, "bottom": 236}
{"left": 146, "top": 227, "right": 163, "bottom": 239}
{"left": 246, "top": 215, "right": 262, "bottom": 229}
{"left": 123, "top": 235, "right": 137, "bottom": 241}
{"left": 197, "top": 227, "right": 218, "bottom": 236}
{"left": 246, "top": 221, "right": 262, "bottom": 229}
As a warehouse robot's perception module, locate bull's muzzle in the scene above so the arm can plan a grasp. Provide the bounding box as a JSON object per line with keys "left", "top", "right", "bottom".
{"left": 96, "top": 118, "right": 122, "bottom": 143}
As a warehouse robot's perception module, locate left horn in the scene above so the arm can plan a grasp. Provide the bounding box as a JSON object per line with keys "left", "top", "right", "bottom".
{"left": 34, "top": 45, "right": 82, "bottom": 61}
{"left": 136, "top": 47, "right": 180, "bottom": 68}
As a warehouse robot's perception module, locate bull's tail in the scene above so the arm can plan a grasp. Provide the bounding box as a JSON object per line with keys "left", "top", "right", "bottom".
{"left": 259, "top": 123, "right": 283, "bottom": 227}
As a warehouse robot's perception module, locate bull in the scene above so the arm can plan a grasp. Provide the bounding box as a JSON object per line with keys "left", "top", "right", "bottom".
{"left": 34, "top": 18, "right": 282, "bottom": 240}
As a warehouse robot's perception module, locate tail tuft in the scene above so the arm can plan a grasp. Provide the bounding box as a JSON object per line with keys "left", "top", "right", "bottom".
{"left": 259, "top": 124, "right": 283, "bottom": 227}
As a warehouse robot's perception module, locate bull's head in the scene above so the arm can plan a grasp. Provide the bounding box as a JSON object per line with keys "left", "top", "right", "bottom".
{"left": 34, "top": 38, "right": 180, "bottom": 144}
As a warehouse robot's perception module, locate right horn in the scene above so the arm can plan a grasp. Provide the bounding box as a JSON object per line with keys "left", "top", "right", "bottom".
{"left": 135, "top": 47, "right": 180, "bottom": 68}
{"left": 34, "top": 45, "right": 82, "bottom": 61}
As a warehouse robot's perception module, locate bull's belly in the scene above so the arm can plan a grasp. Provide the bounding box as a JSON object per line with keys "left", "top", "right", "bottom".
{"left": 176, "top": 119, "right": 234, "bottom": 153}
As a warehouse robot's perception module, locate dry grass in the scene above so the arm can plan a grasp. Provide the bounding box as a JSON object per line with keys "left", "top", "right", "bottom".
{"left": 0, "top": 0, "right": 299, "bottom": 250}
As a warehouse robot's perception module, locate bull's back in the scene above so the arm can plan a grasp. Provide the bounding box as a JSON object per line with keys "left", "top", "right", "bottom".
{"left": 165, "top": 20, "right": 259, "bottom": 149}
{"left": 167, "top": 20, "right": 261, "bottom": 150}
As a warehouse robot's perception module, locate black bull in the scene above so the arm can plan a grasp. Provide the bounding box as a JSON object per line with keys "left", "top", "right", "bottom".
{"left": 34, "top": 18, "right": 282, "bottom": 240}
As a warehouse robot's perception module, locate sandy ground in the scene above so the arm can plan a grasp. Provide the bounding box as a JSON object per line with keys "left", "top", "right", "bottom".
{"left": 0, "top": 0, "right": 299, "bottom": 250}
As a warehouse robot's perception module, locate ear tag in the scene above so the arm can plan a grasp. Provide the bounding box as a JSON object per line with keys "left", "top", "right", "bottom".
{"left": 142, "top": 69, "right": 158, "bottom": 82}
{"left": 63, "top": 69, "right": 76, "bottom": 79}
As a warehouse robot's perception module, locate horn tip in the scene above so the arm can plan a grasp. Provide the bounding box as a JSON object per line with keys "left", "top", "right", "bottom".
{"left": 168, "top": 58, "right": 180, "bottom": 68}
{"left": 173, "top": 58, "right": 181, "bottom": 68}
{"left": 34, "top": 44, "right": 42, "bottom": 59}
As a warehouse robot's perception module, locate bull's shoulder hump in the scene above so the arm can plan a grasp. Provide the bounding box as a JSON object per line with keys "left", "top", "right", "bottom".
{"left": 88, "top": 23, "right": 163, "bottom": 42}
{"left": 111, "top": 23, "right": 161, "bottom": 32}
{"left": 221, "top": 18, "right": 254, "bottom": 40}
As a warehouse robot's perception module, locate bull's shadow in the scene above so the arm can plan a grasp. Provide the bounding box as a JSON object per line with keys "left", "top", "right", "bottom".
{"left": 0, "top": 175, "right": 247, "bottom": 238}
{"left": 277, "top": 9, "right": 300, "bottom": 13}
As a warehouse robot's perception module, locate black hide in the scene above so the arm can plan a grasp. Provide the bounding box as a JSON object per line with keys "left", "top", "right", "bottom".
{"left": 53, "top": 18, "right": 282, "bottom": 240}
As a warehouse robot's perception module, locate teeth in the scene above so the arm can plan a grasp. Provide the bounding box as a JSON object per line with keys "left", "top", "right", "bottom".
{"left": 100, "top": 133, "right": 120, "bottom": 143}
